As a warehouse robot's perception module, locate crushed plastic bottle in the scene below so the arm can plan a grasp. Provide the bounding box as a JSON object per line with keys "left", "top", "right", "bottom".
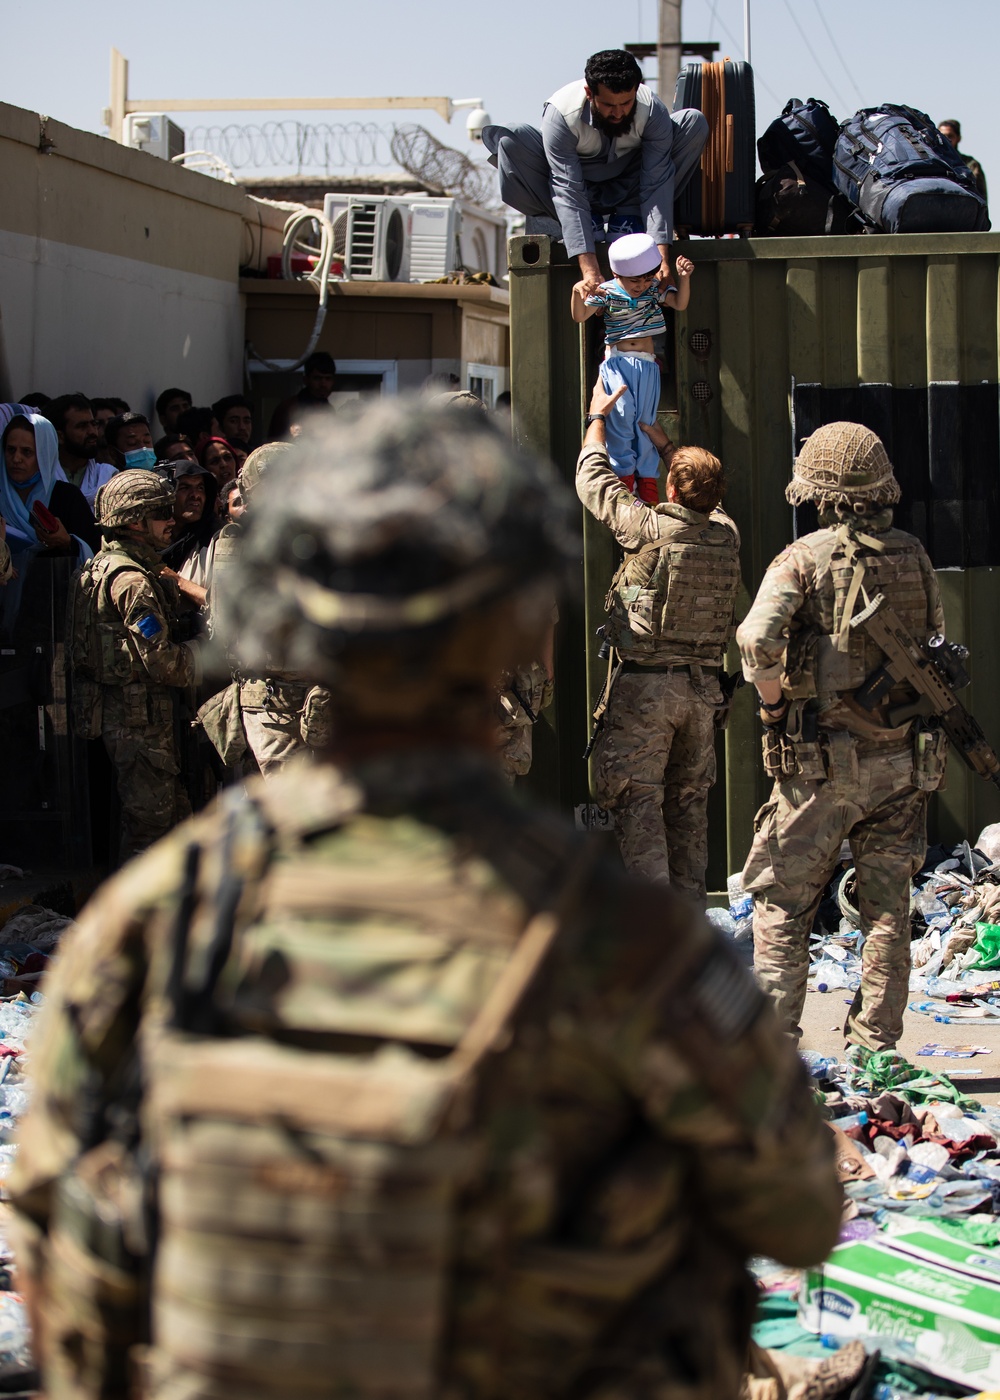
{"left": 706, "top": 908, "right": 737, "bottom": 937}
{"left": 809, "top": 958, "right": 861, "bottom": 992}
{"left": 801, "top": 1051, "right": 840, "bottom": 1079}
{"left": 726, "top": 871, "right": 753, "bottom": 924}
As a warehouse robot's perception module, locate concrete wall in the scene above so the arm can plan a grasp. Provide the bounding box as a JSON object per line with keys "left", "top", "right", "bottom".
{"left": 0, "top": 102, "right": 247, "bottom": 417}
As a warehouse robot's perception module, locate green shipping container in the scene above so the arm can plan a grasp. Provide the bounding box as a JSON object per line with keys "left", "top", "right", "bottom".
{"left": 508, "top": 231, "right": 1000, "bottom": 891}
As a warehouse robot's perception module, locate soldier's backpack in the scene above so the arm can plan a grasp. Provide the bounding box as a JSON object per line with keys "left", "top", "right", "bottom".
{"left": 754, "top": 162, "right": 862, "bottom": 237}
{"left": 833, "top": 105, "right": 990, "bottom": 233}
{"left": 757, "top": 97, "right": 841, "bottom": 187}
{"left": 138, "top": 788, "right": 580, "bottom": 1400}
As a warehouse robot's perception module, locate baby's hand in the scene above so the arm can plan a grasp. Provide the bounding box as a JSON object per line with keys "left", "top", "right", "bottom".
{"left": 675, "top": 256, "right": 694, "bottom": 279}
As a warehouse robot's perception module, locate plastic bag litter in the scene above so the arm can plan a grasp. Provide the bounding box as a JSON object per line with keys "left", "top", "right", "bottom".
{"left": 0, "top": 905, "right": 72, "bottom": 954}
{"left": 810, "top": 958, "right": 860, "bottom": 992}
{"left": 975, "top": 821, "right": 1000, "bottom": 865}
{"left": 968, "top": 921, "right": 1000, "bottom": 970}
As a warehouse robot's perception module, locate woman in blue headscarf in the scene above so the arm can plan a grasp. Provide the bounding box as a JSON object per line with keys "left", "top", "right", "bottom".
{"left": 0, "top": 412, "right": 99, "bottom": 634}
{"left": 0, "top": 412, "right": 98, "bottom": 565}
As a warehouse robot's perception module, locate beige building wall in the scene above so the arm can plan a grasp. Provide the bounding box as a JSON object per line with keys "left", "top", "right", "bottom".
{"left": 0, "top": 102, "right": 246, "bottom": 415}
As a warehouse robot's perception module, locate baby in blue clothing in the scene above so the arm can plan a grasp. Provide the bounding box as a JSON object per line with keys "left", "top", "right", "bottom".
{"left": 571, "top": 233, "right": 693, "bottom": 501}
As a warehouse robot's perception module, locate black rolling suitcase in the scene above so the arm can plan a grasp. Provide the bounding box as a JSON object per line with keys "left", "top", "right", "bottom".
{"left": 674, "top": 59, "right": 756, "bottom": 236}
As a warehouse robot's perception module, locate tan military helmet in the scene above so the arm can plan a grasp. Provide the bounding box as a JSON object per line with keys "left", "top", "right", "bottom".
{"left": 95, "top": 469, "right": 175, "bottom": 531}
{"left": 238, "top": 442, "right": 293, "bottom": 502}
{"left": 212, "top": 397, "right": 576, "bottom": 725}
{"left": 786, "top": 421, "right": 901, "bottom": 512}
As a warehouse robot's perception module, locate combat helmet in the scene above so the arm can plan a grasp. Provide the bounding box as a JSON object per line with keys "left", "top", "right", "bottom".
{"left": 786, "top": 421, "right": 900, "bottom": 513}
{"left": 212, "top": 396, "right": 577, "bottom": 724}
{"left": 239, "top": 441, "right": 292, "bottom": 501}
{"left": 96, "top": 469, "right": 175, "bottom": 532}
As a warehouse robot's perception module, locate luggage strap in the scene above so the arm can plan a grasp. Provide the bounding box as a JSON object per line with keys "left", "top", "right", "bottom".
{"left": 834, "top": 524, "right": 885, "bottom": 652}
{"left": 700, "top": 60, "right": 733, "bottom": 235}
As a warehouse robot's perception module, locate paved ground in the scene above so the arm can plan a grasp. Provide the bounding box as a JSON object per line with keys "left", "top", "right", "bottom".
{"left": 800, "top": 981, "right": 1000, "bottom": 1107}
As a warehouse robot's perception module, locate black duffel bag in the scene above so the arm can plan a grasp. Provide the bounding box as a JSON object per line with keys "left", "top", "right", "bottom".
{"left": 755, "top": 161, "right": 862, "bottom": 237}
{"left": 757, "top": 97, "right": 840, "bottom": 185}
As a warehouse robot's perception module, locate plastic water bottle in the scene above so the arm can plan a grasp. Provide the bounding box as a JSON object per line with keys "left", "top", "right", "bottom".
{"left": 706, "top": 908, "right": 737, "bottom": 936}
{"left": 801, "top": 1051, "right": 839, "bottom": 1079}
{"left": 810, "top": 958, "right": 861, "bottom": 992}
{"left": 832, "top": 1111, "right": 869, "bottom": 1131}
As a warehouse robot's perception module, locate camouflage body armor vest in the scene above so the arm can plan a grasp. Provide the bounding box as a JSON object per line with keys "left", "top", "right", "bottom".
{"left": 135, "top": 779, "right": 583, "bottom": 1399}
{"left": 607, "top": 506, "right": 741, "bottom": 664}
{"left": 66, "top": 545, "right": 170, "bottom": 738}
{"left": 213, "top": 522, "right": 307, "bottom": 713}
{"left": 782, "top": 520, "right": 933, "bottom": 703}
{"left": 36, "top": 757, "right": 773, "bottom": 1400}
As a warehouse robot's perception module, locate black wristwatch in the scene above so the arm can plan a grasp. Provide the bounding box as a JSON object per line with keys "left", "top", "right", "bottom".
{"left": 584, "top": 413, "right": 608, "bottom": 427}
{"left": 760, "top": 697, "right": 787, "bottom": 714}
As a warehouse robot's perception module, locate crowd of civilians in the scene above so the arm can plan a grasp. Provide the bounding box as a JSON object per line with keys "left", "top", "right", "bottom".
{"left": 0, "top": 354, "right": 523, "bottom": 867}
{"left": 0, "top": 351, "right": 340, "bottom": 600}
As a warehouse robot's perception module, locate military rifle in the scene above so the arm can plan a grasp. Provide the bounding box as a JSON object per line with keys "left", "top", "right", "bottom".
{"left": 850, "top": 593, "right": 1000, "bottom": 789}
{"left": 509, "top": 680, "right": 538, "bottom": 725}
{"left": 583, "top": 626, "right": 622, "bottom": 761}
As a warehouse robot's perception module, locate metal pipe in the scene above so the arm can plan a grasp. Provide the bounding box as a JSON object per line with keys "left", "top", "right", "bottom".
{"left": 744, "top": 0, "right": 752, "bottom": 63}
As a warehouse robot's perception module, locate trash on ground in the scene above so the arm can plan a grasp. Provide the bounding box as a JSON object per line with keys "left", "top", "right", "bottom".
{"left": 798, "top": 1235, "right": 1000, "bottom": 1388}
{"left": 0, "top": 903, "right": 73, "bottom": 1389}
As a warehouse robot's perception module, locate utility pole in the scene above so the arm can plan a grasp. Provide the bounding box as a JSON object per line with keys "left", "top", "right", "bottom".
{"left": 658, "top": 0, "right": 682, "bottom": 104}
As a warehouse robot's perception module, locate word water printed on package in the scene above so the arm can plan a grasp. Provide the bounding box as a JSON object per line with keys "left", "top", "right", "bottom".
{"left": 799, "top": 1238, "right": 1000, "bottom": 1389}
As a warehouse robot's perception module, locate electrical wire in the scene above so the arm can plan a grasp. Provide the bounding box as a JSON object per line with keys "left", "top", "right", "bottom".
{"left": 246, "top": 209, "right": 336, "bottom": 371}
{"left": 781, "top": 0, "right": 850, "bottom": 113}
{"left": 809, "top": 0, "right": 865, "bottom": 106}
{"left": 170, "top": 150, "right": 237, "bottom": 183}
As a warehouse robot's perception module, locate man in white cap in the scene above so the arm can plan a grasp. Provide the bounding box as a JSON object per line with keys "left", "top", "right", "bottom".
{"left": 572, "top": 232, "right": 693, "bottom": 502}
{"left": 483, "top": 50, "right": 707, "bottom": 298}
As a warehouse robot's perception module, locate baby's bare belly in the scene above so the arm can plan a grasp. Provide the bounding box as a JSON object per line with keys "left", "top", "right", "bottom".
{"left": 609, "top": 335, "right": 655, "bottom": 354}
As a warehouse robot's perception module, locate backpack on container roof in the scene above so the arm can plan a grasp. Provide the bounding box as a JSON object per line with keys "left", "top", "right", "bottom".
{"left": 833, "top": 104, "right": 990, "bottom": 233}
{"left": 757, "top": 97, "right": 840, "bottom": 188}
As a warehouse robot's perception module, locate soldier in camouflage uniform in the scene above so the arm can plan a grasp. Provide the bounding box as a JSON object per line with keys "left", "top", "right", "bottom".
{"left": 206, "top": 441, "right": 331, "bottom": 773}
{"left": 67, "top": 470, "right": 200, "bottom": 862}
{"left": 739, "top": 422, "right": 947, "bottom": 1053}
{"left": 10, "top": 400, "right": 839, "bottom": 1400}
{"left": 577, "top": 379, "right": 741, "bottom": 899}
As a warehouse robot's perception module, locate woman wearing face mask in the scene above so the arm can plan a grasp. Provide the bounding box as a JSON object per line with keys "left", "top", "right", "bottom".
{"left": 197, "top": 436, "right": 238, "bottom": 488}
{"left": 0, "top": 412, "right": 98, "bottom": 630}
{"left": 105, "top": 413, "right": 158, "bottom": 472}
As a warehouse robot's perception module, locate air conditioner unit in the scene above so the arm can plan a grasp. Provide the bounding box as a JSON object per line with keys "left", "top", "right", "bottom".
{"left": 408, "top": 198, "right": 460, "bottom": 281}
{"left": 123, "top": 113, "right": 185, "bottom": 162}
{"left": 322, "top": 194, "right": 461, "bottom": 283}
